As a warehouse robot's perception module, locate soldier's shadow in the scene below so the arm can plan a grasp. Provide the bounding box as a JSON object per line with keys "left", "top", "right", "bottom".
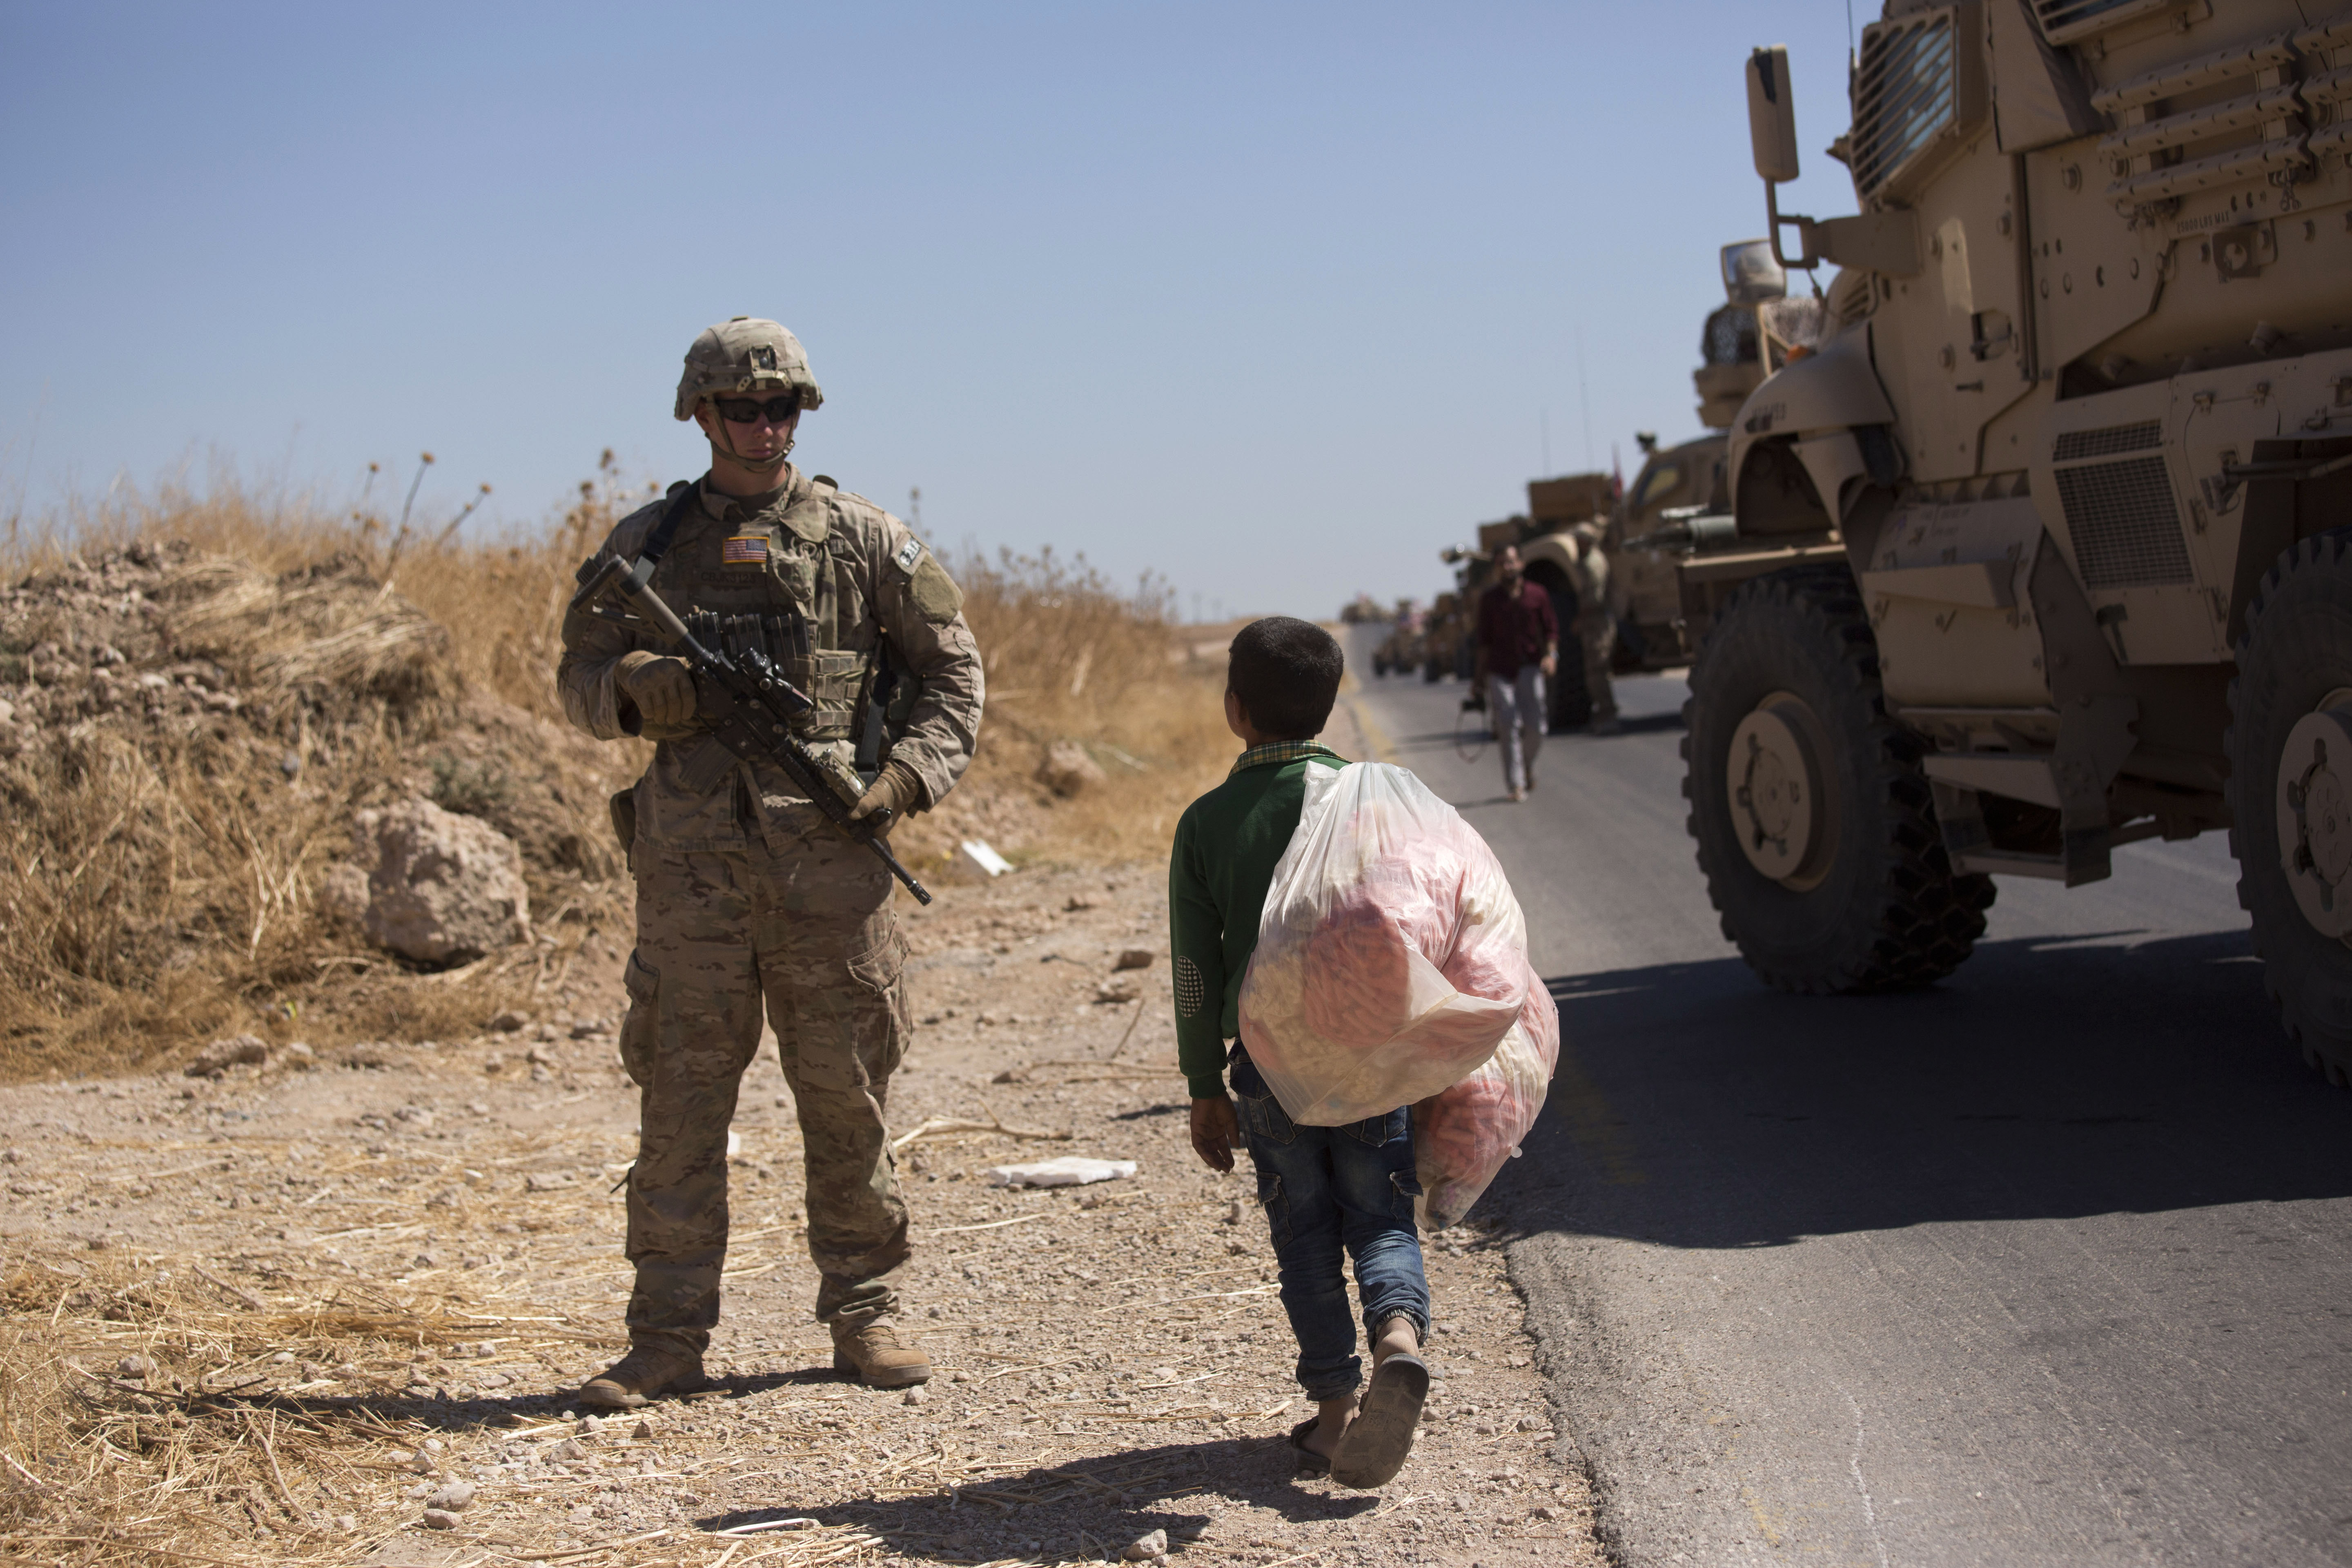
{"left": 215, "top": 1368, "right": 823, "bottom": 1436}
{"left": 697, "top": 1435, "right": 1380, "bottom": 1560}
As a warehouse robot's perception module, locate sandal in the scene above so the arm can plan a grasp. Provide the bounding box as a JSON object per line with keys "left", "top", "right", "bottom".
{"left": 1287, "top": 1417, "right": 1332, "bottom": 1479}
{"left": 1330, "top": 1352, "right": 1428, "bottom": 1489}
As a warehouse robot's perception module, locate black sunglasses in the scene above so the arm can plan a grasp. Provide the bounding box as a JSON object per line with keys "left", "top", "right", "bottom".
{"left": 714, "top": 395, "right": 800, "bottom": 425}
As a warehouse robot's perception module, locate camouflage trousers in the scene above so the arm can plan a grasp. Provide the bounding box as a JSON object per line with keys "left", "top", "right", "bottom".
{"left": 617, "top": 808, "right": 911, "bottom": 1358}
{"left": 1579, "top": 615, "right": 1617, "bottom": 723}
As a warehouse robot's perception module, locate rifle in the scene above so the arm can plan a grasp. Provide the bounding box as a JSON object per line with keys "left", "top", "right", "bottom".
{"left": 570, "top": 555, "right": 934, "bottom": 905}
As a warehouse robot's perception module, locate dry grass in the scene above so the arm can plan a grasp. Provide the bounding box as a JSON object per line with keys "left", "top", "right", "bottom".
{"left": 896, "top": 548, "right": 1232, "bottom": 872}
{"left": 0, "top": 461, "right": 1233, "bottom": 1083}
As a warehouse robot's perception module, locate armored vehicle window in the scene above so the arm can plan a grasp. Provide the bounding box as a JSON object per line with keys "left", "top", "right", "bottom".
{"left": 1630, "top": 464, "right": 1684, "bottom": 515}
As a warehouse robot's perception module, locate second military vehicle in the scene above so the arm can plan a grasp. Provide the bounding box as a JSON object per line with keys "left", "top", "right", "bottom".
{"left": 1678, "top": 3, "right": 2352, "bottom": 1082}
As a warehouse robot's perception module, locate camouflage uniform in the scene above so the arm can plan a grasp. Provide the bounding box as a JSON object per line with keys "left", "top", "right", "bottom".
{"left": 1568, "top": 523, "right": 1618, "bottom": 728}
{"left": 559, "top": 455, "right": 982, "bottom": 1357}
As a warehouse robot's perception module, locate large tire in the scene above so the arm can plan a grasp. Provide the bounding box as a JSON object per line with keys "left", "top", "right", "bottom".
{"left": 1547, "top": 588, "right": 1593, "bottom": 732}
{"left": 1684, "top": 567, "right": 1995, "bottom": 992}
{"left": 2226, "top": 531, "right": 2352, "bottom": 1087}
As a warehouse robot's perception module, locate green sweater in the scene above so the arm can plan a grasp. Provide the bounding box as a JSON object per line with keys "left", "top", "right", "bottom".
{"left": 1167, "top": 742, "right": 1348, "bottom": 1099}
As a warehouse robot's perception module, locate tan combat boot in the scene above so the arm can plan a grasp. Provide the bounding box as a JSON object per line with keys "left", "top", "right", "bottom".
{"left": 831, "top": 1316, "right": 931, "bottom": 1388}
{"left": 578, "top": 1345, "right": 706, "bottom": 1410}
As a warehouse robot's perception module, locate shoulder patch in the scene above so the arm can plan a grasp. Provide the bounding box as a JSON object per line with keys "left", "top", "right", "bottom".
{"left": 894, "top": 537, "right": 924, "bottom": 573}
{"left": 909, "top": 552, "right": 964, "bottom": 624}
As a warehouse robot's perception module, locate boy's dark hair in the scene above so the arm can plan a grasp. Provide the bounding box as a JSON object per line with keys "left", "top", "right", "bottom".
{"left": 1228, "top": 617, "right": 1344, "bottom": 739}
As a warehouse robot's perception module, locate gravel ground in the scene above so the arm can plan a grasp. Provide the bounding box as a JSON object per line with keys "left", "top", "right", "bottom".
{"left": 0, "top": 860, "right": 1601, "bottom": 1568}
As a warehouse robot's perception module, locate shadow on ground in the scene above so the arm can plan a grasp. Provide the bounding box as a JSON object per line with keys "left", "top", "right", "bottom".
{"left": 699, "top": 1437, "right": 1378, "bottom": 1563}
{"left": 1488, "top": 926, "right": 2352, "bottom": 1247}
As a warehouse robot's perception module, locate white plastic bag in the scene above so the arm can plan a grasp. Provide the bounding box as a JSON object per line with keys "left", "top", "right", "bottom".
{"left": 1236, "top": 762, "right": 1530, "bottom": 1126}
{"left": 1413, "top": 965, "right": 1559, "bottom": 1229}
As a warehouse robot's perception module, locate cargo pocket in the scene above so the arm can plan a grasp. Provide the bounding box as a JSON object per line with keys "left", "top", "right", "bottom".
{"left": 619, "top": 950, "right": 660, "bottom": 1087}
{"left": 845, "top": 929, "right": 911, "bottom": 1084}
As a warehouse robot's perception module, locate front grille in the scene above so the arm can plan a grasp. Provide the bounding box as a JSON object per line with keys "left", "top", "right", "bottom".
{"left": 2054, "top": 457, "right": 2193, "bottom": 588}
{"left": 2053, "top": 421, "right": 2163, "bottom": 461}
{"left": 1852, "top": 11, "right": 1957, "bottom": 198}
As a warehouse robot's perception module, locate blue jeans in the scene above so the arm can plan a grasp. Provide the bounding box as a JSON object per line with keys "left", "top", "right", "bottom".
{"left": 1229, "top": 1044, "right": 1432, "bottom": 1400}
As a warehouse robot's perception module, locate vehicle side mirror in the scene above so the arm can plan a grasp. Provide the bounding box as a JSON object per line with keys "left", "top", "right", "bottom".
{"left": 1747, "top": 45, "right": 1801, "bottom": 183}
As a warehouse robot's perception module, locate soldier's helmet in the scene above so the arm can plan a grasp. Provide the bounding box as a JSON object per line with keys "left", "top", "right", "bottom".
{"left": 674, "top": 318, "right": 825, "bottom": 421}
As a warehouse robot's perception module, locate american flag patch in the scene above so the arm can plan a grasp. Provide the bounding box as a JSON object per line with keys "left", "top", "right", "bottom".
{"left": 722, "top": 535, "right": 768, "bottom": 565}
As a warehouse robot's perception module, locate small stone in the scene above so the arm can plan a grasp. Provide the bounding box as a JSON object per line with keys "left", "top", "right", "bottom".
{"left": 1114, "top": 948, "right": 1156, "bottom": 970}
{"left": 283, "top": 1041, "right": 315, "bottom": 1067}
{"left": 578, "top": 1414, "right": 603, "bottom": 1435}
{"left": 632, "top": 1419, "right": 652, "bottom": 1441}
{"left": 903, "top": 1385, "right": 929, "bottom": 1406}
{"left": 421, "top": 1508, "right": 460, "bottom": 1530}
{"left": 1534, "top": 1505, "right": 1561, "bottom": 1521}
{"left": 950, "top": 1370, "right": 973, "bottom": 1384}
{"left": 1121, "top": 1528, "right": 1169, "bottom": 1562}
{"left": 1223, "top": 1198, "right": 1244, "bottom": 1225}
{"left": 184, "top": 1034, "right": 267, "bottom": 1078}
{"left": 334, "top": 1515, "right": 358, "bottom": 1533}
{"left": 550, "top": 1438, "right": 587, "bottom": 1462}
{"left": 270, "top": 1352, "right": 294, "bottom": 1365}
{"left": 427, "top": 1481, "right": 475, "bottom": 1511}
{"left": 1095, "top": 978, "right": 1140, "bottom": 1004}
{"left": 1517, "top": 1415, "right": 1544, "bottom": 1432}
{"left": 116, "top": 1356, "right": 149, "bottom": 1380}
{"left": 489, "top": 1009, "right": 529, "bottom": 1033}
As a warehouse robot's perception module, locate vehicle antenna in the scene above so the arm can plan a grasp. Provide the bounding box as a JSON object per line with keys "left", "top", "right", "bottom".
{"left": 1576, "top": 331, "right": 1595, "bottom": 470}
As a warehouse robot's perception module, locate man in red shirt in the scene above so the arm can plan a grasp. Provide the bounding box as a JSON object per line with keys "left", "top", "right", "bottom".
{"left": 1473, "top": 546, "right": 1558, "bottom": 802}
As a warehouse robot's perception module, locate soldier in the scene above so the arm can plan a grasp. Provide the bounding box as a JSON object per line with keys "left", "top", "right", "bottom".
{"left": 557, "top": 317, "right": 984, "bottom": 1404}
{"left": 1566, "top": 521, "right": 1619, "bottom": 736}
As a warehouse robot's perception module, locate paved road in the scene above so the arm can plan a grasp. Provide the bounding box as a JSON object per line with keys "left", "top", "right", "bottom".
{"left": 1339, "top": 641, "right": 2352, "bottom": 1568}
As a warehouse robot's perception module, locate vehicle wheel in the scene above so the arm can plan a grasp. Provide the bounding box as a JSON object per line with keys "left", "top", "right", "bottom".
{"left": 1547, "top": 591, "right": 1592, "bottom": 732}
{"left": 1683, "top": 566, "right": 1995, "bottom": 992}
{"left": 2226, "top": 530, "right": 2352, "bottom": 1087}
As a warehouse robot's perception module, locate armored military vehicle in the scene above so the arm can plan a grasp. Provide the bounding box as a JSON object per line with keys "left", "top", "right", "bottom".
{"left": 1615, "top": 241, "right": 1831, "bottom": 664}
{"left": 1370, "top": 599, "right": 1425, "bottom": 677}
{"left": 1676, "top": 4, "right": 2352, "bottom": 1083}
{"left": 1436, "top": 491, "right": 1613, "bottom": 726}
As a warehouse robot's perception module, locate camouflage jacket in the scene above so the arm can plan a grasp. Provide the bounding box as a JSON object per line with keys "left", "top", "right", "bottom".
{"left": 557, "top": 465, "right": 984, "bottom": 853}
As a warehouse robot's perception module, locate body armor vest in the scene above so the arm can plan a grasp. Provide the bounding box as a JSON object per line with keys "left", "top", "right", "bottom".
{"left": 643, "top": 481, "right": 871, "bottom": 745}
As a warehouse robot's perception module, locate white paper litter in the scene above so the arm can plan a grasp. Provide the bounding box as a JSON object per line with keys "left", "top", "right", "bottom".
{"left": 958, "top": 840, "right": 1013, "bottom": 879}
{"left": 985, "top": 1156, "right": 1138, "bottom": 1188}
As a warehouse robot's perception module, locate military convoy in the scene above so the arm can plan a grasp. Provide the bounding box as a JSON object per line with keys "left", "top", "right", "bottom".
{"left": 1663, "top": 2, "right": 2352, "bottom": 1083}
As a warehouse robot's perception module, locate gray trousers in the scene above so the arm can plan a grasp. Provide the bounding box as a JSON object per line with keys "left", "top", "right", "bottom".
{"left": 1488, "top": 666, "right": 1546, "bottom": 793}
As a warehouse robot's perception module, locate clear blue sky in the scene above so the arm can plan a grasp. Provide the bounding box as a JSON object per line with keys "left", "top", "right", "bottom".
{"left": 1, "top": 2, "right": 1864, "bottom": 619}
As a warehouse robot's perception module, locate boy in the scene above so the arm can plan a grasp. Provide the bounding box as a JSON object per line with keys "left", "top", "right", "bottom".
{"left": 1169, "top": 617, "right": 1432, "bottom": 1489}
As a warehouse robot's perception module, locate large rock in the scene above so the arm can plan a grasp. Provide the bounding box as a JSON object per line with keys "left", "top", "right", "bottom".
{"left": 359, "top": 799, "right": 530, "bottom": 964}
{"left": 1039, "top": 740, "right": 1107, "bottom": 798}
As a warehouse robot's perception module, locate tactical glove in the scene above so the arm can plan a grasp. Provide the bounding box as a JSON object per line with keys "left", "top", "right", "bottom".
{"left": 616, "top": 650, "right": 698, "bottom": 733}
{"left": 852, "top": 758, "right": 924, "bottom": 829}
